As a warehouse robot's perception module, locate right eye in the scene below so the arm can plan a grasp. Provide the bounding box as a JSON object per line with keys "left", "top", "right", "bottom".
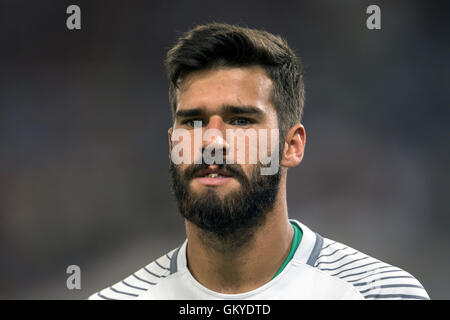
{"left": 182, "top": 119, "right": 204, "bottom": 128}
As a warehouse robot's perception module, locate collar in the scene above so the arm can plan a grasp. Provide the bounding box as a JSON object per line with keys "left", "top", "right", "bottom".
{"left": 169, "top": 219, "right": 323, "bottom": 274}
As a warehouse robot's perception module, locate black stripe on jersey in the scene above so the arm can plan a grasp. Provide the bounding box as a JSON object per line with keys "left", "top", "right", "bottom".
{"left": 364, "top": 294, "right": 429, "bottom": 300}
{"left": 319, "top": 256, "right": 369, "bottom": 272}
{"left": 143, "top": 266, "right": 167, "bottom": 278}
{"left": 359, "top": 284, "right": 425, "bottom": 294}
{"left": 122, "top": 280, "right": 147, "bottom": 291}
{"left": 339, "top": 265, "right": 393, "bottom": 280}
{"left": 306, "top": 233, "right": 324, "bottom": 266}
{"left": 315, "top": 251, "right": 359, "bottom": 266}
{"left": 132, "top": 273, "right": 156, "bottom": 285}
{"left": 330, "top": 260, "right": 379, "bottom": 277}
{"left": 170, "top": 246, "right": 181, "bottom": 274}
{"left": 352, "top": 275, "right": 414, "bottom": 286}
{"left": 316, "top": 246, "right": 349, "bottom": 260}
{"left": 110, "top": 286, "right": 139, "bottom": 297}
{"left": 97, "top": 292, "right": 118, "bottom": 300}
{"left": 155, "top": 260, "right": 170, "bottom": 271}
{"left": 321, "top": 241, "right": 337, "bottom": 251}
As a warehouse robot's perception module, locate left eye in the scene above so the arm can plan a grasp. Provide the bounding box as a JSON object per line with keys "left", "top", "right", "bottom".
{"left": 231, "top": 118, "right": 252, "bottom": 126}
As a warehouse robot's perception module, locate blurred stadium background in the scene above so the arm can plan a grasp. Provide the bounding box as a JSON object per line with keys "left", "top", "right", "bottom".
{"left": 0, "top": 0, "right": 449, "bottom": 299}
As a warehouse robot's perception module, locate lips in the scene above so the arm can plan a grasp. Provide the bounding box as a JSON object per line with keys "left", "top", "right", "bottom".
{"left": 194, "top": 167, "right": 234, "bottom": 186}
{"left": 195, "top": 167, "right": 232, "bottom": 178}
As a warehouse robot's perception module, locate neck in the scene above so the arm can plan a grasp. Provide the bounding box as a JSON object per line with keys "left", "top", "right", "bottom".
{"left": 185, "top": 176, "right": 294, "bottom": 294}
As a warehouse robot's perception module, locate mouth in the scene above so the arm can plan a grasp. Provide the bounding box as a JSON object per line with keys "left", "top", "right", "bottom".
{"left": 193, "top": 167, "right": 234, "bottom": 186}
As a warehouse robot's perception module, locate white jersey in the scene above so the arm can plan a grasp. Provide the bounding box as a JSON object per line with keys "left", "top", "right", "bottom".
{"left": 89, "top": 220, "right": 429, "bottom": 300}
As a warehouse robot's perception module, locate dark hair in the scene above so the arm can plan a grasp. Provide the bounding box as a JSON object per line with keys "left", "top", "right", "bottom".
{"left": 165, "top": 23, "right": 305, "bottom": 137}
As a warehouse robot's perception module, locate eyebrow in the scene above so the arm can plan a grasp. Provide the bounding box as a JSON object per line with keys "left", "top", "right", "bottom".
{"left": 175, "top": 105, "right": 265, "bottom": 118}
{"left": 175, "top": 109, "right": 204, "bottom": 118}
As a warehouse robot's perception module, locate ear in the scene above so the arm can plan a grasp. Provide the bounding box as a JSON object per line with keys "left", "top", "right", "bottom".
{"left": 168, "top": 127, "right": 173, "bottom": 151}
{"left": 280, "top": 124, "right": 306, "bottom": 168}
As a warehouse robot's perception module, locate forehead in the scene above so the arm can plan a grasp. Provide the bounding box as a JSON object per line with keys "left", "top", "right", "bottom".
{"left": 176, "top": 66, "right": 274, "bottom": 114}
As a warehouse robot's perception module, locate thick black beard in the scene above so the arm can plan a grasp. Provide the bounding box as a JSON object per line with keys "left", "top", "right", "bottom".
{"left": 169, "top": 161, "right": 281, "bottom": 251}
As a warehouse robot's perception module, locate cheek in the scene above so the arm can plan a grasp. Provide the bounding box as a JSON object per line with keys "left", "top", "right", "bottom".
{"left": 226, "top": 128, "right": 279, "bottom": 165}
{"left": 170, "top": 129, "right": 203, "bottom": 165}
{"left": 232, "top": 136, "right": 256, "bottom": 164}
{"left": 172, "top": 164, "right": 189, "bottom": 181}
{"left": 238, "top": 164, "right": 257, "bottom": 180}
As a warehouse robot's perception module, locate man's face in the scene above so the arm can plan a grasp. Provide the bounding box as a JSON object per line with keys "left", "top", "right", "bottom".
{"left": 169, "top": 66, "right": 282, "bottom": 239}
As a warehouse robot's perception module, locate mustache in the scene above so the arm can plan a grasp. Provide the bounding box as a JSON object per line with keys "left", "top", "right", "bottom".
{"left": 182, "top": 163, "right": 249, "bottom": 185}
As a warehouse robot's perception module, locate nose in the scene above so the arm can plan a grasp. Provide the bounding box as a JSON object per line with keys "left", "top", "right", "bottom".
{"left": 206, "top": 115, "right": 225, "bottom": 131}
{"left": 201, "top": 116, "right": 229, "bottom": 163}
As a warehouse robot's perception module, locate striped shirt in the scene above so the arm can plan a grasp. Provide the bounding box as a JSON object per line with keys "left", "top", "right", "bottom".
{"left": 88, "top": 219, "right": 429, "bottom": 300}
